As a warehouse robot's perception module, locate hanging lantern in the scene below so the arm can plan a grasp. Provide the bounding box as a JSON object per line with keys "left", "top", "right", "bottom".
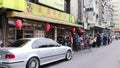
{"left": 45, "top": 23, "right": 51, "bottom": 31}
{"left": 79, "top": 29, "right": 84, "bottom": 33}
{"left": 72, "top": 28, "right": 76, "bottom": 32}
{"left": 15, "top": 19, "right": 23, "bottom": 28}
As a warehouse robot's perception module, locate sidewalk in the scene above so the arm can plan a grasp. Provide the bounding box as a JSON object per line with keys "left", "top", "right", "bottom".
{"left": 73, "top": 40, "right": 120, "bottom": 55}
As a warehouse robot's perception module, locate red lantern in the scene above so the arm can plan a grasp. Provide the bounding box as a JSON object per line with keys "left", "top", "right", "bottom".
{"left": 72, "top": 28, "right": 76, "bottom": 32}
{"left": 79, "top": 29, "right": 84, "bottom": 33}
{"left": 45, "top": 23, "right": 51, "bottom": 31}
{"left": 15, "top": 19, "right": 23, "bottom": 28}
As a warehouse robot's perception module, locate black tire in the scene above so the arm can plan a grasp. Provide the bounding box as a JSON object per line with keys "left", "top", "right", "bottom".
{"left": 26, "top": 57, "right": 40, "bottom": 68}
{"left": 65, "top": 50, "right": 72, "bottom": 60}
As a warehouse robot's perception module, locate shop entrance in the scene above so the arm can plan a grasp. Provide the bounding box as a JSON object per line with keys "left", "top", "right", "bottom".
{"left": 16, "top": 29, "right": 23, "bottom": 40}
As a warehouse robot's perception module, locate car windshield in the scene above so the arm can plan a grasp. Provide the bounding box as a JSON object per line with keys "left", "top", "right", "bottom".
{"left": 7, "top": 39, "right": 30, "bottom": 47}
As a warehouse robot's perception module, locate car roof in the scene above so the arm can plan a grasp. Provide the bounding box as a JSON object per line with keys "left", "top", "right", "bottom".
{"left": 21, "top": 38, "right": 59, "bottom": 46}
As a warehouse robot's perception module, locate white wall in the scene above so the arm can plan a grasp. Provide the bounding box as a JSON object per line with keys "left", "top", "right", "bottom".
{"left": 70, "top": 0, "right": 78, "bottom": 23}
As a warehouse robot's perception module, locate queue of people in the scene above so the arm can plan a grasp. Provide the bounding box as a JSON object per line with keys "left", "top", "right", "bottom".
{"left": 57, "top": 33, "right": 112, "bottom": 52}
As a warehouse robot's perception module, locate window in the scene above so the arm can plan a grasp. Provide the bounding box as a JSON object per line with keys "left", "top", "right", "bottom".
{"left": 8, "top": 25, "right": 16, "bottom": 43}
{"left": 32, "top": 40, "right": 41, "bottom": 48}
{"left": 39, "top": 45, "right": 49, "bottom": 48}
{"left": 7, "top": 39, "right": 30, "bottom": 47}
{"left": 49, "top": 44, "right": 61, "bottom": 47}
{"left": 32, "top": 39, "right": 59, "bottom": 48}
{"left": 65, "top": 0, "right": 70, "bottom": 13}
{"left": 26, "top": 0, "right": 38, "bottom": 3}
{"left": 32, "top": 39, "right": 48, "bottom": 48}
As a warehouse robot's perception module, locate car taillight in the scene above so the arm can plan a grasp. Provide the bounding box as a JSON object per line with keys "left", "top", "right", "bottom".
{"left": 5, "top": 54, "right": 15, "bottom": 59}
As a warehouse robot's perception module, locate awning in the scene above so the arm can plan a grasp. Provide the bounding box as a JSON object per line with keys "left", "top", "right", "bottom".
{"left": 7, "top": 11, "right": 82, "bottom": 28}
{"left": 94, "top": 25, "right": 105, "bottom": 29}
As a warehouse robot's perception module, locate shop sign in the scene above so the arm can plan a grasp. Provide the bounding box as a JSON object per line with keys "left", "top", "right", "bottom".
{"left": 0, "top": 0, "right": 25, "bottom": 11}
{"left": 38, "top": 0, "right": 64, "bottom": 11}
{"left": 69, "top": 15, "right": 75, "bottom": 23}
{"left": 25, "top": 2, "right": 75, "bottom": 23}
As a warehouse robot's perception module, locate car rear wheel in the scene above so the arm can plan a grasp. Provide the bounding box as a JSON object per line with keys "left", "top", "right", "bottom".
{"left": 26, "top": 57, "right": 40, "bottom": 68}
{"left": 65, "top": 50, "right": 72, "bottom": 60}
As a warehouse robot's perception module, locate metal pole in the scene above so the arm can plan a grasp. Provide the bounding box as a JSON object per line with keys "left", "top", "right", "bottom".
{"left": 1, "top": 15, "right": 6, "bottom": 47}
{"left": 0, "top": 8, "right": 7, "bottom": 47}
{"left": 54, "top": 26, "right": 57, "bottom": 41}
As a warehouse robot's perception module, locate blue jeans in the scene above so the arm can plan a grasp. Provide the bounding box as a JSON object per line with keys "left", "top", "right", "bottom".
{"left": 88, "top": 44, "right": 92, "bottom": 51}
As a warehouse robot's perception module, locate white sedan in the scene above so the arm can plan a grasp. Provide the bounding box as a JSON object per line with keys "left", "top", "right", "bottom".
{"left": 0, "top": 38, "right": 72, "bottom": 68}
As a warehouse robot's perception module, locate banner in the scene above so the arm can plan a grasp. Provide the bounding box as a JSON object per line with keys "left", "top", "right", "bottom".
{"left": 25, "top": 2, "right": 74, "bottom": 23}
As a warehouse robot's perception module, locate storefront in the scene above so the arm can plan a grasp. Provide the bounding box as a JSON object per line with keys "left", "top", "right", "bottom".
{"left": 0, "top": 1, "right": 82, "bottom": 47}
{"left": 89, "top": 25, "right": 105, "bottom": 37}
{"left": 7, "top": 12, "right": 82, "bottom": 43}
{"left": 8, "top": 18, "right": 46, "bottom": 43}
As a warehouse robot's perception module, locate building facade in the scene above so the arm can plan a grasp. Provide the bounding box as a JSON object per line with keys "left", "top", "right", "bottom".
{"left": 111, "top": 0, "right": 120, "bottom": 31}
{"left": 0, "top": 0, "right": 82, "bottom": 47}
{"left": 81, "top": 0, "right": 113, "bottom": 36}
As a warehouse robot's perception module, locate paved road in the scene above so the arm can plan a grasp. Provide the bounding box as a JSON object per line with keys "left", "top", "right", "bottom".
{"left": 41, "top": 40, "right": 120, "bottom": 68}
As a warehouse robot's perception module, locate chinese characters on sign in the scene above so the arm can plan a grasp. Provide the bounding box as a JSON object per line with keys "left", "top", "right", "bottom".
{"left": 25, "top": 2, "right": 74, "bottom": 23}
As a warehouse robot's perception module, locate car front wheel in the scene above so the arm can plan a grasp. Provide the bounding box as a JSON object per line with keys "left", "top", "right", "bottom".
{"left": 26, "top": 57, "right": 40, "bottom": 68}
{"left": 65, "top": 50, "right": 72, "bottom": 60}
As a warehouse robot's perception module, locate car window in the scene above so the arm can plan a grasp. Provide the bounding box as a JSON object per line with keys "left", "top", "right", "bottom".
{"left": 45, "top": 39, "right": 60, "bottom": 46}
{"left": 32, "top": 39, "right": 60, "bottom": 48}
{"left": 39, "top": 44, "right": 59, "bottom": 48}
{"left": 32, "top": 40, "right": 41, "bottom": 49}
{"left": 39, "top": 45, "right": 49, "bottom": 48}
{"left": 7, "top": 39, "right": 30, "bottom": 47}
{"left": 49, "top": 44, "right": 61, "bottom": 47}
{"left": 49, "top": 45, "right": 55, "bottom": 47}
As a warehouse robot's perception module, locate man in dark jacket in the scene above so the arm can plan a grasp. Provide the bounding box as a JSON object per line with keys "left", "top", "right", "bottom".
{"left": 96, "top": 34, "right": 101, "bottom": 47}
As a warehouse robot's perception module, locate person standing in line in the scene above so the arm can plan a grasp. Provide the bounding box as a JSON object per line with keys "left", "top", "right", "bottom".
{"left": 88, "top": 37, "right": 93, "bottom": 52}
{"left": 103, "top": 34, "right": 107, "bottom": 46}
{"left": 69, "top": 34, "right": 73, "bottom": 49}
{"left": 107, "top": 36, "right": 110, "bottom": 45}
{"left": 80, "top": 36, "right": 84, "bottom": 50}
{"left": 57, "top": 35, "right": 65, "bottom": 45}
{"left": 84, "top": 37, "right": 88, "bottom": 49}
{"left": 92, "top": 35, "right": 97, "bottom": 47}
{"left": 66, "top": 35, "right": 71, "bottom": 47}
{"left": 74, "top": 34, "right": 81, "bottom": 51}
{"left": 64, "top": 35, "right": 68, "bottom": 46}
{"left": 96, "top": 34, "right": 101, "bottom": 47}
{"left": 100, "top": 34, "right": 104, "bottom": 46}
